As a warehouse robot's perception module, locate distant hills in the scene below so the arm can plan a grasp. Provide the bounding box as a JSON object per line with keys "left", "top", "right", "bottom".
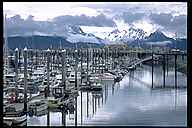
{"left": 144, "top": 30, "right": 172, "bottom": 42}
{"left": 126, "top": 30, "right": 187, "bottom": 50}
{"left": 5, "top": 25, "right": 186, "bottom": 50}
{"left": 7, "top": 36, "right": 104, "bottom": 50}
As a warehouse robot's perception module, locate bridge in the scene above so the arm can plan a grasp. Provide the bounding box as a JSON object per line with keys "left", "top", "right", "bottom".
{"left": 123, "top": 54, "right": 162, "bottom": 70}
{"left": 120, "top": 51, "right": 187, "bottom": 89}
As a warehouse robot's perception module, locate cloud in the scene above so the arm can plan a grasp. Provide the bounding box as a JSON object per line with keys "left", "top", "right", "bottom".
{"left": 149, "top": 13, "right": 173, "bottom": 26}
{"left": 53, "top": 13, "right": 116, "bottom": 27}
{"left": 116, "top": 12, "right": 145, "bottom": 24}
{"left": 5, "top": 13, "right": 116, "bottom": 36}
{"left": 3, "top": 2, "right": 187, "bottom": 37}
{"left": 149, "top": 13, "right": 187, "bottom": 37}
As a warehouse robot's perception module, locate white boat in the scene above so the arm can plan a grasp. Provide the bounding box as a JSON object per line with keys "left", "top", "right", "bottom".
{"left": 91, "top": 82, "right": 103, "bottom": 91}
{"left": 28, "top": 99, "right": 48, "bottom": 116}
{"left": 3, "top": 105, "right": 26, "bottom": 126}
{"left": 4, "top": 73, "right": 15, "bottom": 82}
{"left": 32, "top": 69, "right": 45, "bottom": 79}
{"left": 79, "top": 82, "right": 91, "bottom": 91}
{"left": 66, "top": 71, "right": 81, "bottom": 89}
{"left": 89, "top": 73, "right": 101, "bottom": 84}
{"left": 101, "top": 73, "right": 115, "bottom": 81}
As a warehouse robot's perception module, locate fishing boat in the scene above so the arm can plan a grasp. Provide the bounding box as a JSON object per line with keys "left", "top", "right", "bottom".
{"left": 92, "top": 90, "right": 103, "bottom": 98}
{"left": 47, "top": 97, "right": 63, "bottom": 109}
{"left": 79, "top": 82, "right": 91, "bottom": 91}
{"left": 89, "top": 73, "right": 101, "bottom": 84}
{"left": 91, "top": 82, "right": 103, "bottom": 91}
{"left": 128, "top": 65, "right": 135, "bottom": 71}
{"left": 114, "top": 74, "right": 123, "bottom": 83}
{"left": 66, "top": 70, "right": 81, "bottom": 89}
{"left": 3, "top": 104, "right": 26, "bottom": 126}
{"left": 52, "top": 86, "right": 64, "bottom": 98}
{"left": 59, "top": 96, "right": 75, "bottom": 111}
{"left": 101, "top": 72, "right": 115, "bottom": 81}
{"left": 28, "top": 99, "right": 48, "bottom": 116}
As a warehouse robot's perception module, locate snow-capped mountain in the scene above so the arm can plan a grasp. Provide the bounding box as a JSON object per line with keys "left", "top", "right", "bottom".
{"left": 144, "top": 30, "right": 172, "bottom": 42}
{"left": 8, "top": 25, "right": 107, "bottom": 44}
{"left": 80, "top": 26, "right": 115, "bottom": 41}
{"left": 80, "top": 26, "right": 148, "bottom": 43}
{"left": 60, "top": 25, "right": 106, "bottom": 44}
{"left": 106, "top": 27, "right": 147, "bottom": 42}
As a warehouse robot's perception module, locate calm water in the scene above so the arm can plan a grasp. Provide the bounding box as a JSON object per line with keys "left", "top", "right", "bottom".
{"left": 27, "top": 65, "right": 187, "bottom": 126}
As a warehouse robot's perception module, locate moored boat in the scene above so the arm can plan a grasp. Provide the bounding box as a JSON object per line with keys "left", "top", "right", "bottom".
{"left": 3, "top": 104, "right": 26, "bottom": 126}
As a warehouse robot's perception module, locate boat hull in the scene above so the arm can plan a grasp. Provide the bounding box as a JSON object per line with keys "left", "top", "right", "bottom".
{"left": 4, "top": 115, "right": 27, "bottom": 126}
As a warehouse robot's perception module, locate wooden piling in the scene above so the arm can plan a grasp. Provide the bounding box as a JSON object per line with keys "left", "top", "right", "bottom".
{"left": 75, "top": 50, "right": 78, "bottom": 126}
{"left": 15, "top": 48, "right": 19, "bottom": 101}
{"left": 75, "top": 49, "right": 78, "bottom": 89}
{"left": 87, "top": 92, "right": 89, "bottom": 118}
{"left": 61, "top": 49, "right": 66, "bottom": 91}
{"left": 62, "top": 111, "right": 66, "bottom": 126}
{"left": 102, "top": 92, "right": 103, "bottom": 105}
{"left": 23, "top": 47, "right": 28, "bottom": 114}
{"left": 112, "top": 84, "right": 114, "bottom": 95}
{"left": 163, "top": 54, "right": 166, "bottom": 88}
{"left": 47, "top": 109, "right": 50, "bottom": 126}
{"left": 47, "top": 49, "right": 50, "bottom": 97}
{"left": 75, "top": 96, "right": 77, "bottom": 126}
{"left": 95, "top": 97, "right": 97, "bottom": 113}
{"left": 80, "top": 49, "right": 83, "bottom": 84}
{"left": 86, "top": 49, "right": 89, "bottom": 84}
{"left": 81, "top": 91, "right": 83, "bottom": 125}
{"left": 92, "top": 95, "right": 94, "bottom": 114}
{"left": 105, "top": 84, "right": 107, "bottom": 103}
{"left": 102, "top": 49, "right": 104, "bottom": 74}
{"left": 167, "top": 54, "right": 169, "bottom": 76}
{"left": 35, "top": 50, "right": 38, "bottom": 69}
{"left": 152, "top": 52, "right": 154, "bottom": 89}
{"left": 175, "top": 54, "right": 177, "bottom": 89}
{"left": 98, "top": 97, "right": 100, "bottom": 108}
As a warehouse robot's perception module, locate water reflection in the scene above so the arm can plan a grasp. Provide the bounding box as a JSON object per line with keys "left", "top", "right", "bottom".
{"left": 27, "top": 65, "right": 187, "bottom": 126}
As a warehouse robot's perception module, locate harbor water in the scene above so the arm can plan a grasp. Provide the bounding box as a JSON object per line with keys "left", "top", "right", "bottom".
{"left": 27, "top": 65, "right": 187, "bottom": 126}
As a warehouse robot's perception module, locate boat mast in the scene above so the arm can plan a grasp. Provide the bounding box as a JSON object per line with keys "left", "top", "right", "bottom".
{"left": 4, "top": 14, "right": 9, "bottom": 74}
{"left": 175, "top": 32, "right": 177, "bottom": 50}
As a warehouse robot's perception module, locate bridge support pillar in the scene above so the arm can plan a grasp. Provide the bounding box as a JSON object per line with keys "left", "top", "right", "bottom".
{"left": 152, "top": 52, "right": 154, "bottom": 89}
{"left": 163, "top": 54, "right": 166, "bottom": 88}
{"left": 175, "top": 54, "right": 177, "bottom": 89}
{"left": 24, "top": 47, "right": 28, "bottom": 114}
{"left": 47, "top": 109, "right": 50, "bottom": 126}
{"left": 167, "top": 54, "right": 169, "bottom": 76}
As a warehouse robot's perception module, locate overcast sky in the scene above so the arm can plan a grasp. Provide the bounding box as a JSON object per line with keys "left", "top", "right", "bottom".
{"left": 3, "top": 2, "right": 187, "bottom": 38}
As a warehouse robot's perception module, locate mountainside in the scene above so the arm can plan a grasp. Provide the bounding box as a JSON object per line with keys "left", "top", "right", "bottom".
{"left": 7, "top": 36, "right": 104, "bottom": 50}
{"left": 123, "top": 30, "right": 187, "bottom": 50}
{"left": 6, "top": 24, "right": 186, "bottom": 50}
{"left": 143, "top": 30, "right": 172, "bottom": 42}
{"left": 8, "top": 25, "right": 107, "bottom": 45}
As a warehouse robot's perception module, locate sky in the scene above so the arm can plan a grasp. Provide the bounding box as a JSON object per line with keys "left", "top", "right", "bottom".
{"left": 3, "top": 2, "right": 187, "bottom": 38}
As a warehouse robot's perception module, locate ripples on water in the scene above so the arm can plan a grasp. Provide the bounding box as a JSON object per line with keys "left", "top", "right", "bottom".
{"left": 27, "top": 65, "right": 187, "bottom": 126}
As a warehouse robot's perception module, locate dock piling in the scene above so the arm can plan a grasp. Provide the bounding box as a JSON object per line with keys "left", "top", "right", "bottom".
{"left": 61, "top": 49, "right": 66, "bottom": 91}
{"left": 47, "top": 48, "right": 50, "bottom": 97}
{"left": 163, "top": 54, "right": 166, "bottom": 88}
{"left": 24, "top": 47, "right": 28, "bottom": 114}
{"left": 152, "top": 52, "right": 154, "bottom": 89}
{"left": 175, "top": 54, "right": 177, "bottom": 89}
